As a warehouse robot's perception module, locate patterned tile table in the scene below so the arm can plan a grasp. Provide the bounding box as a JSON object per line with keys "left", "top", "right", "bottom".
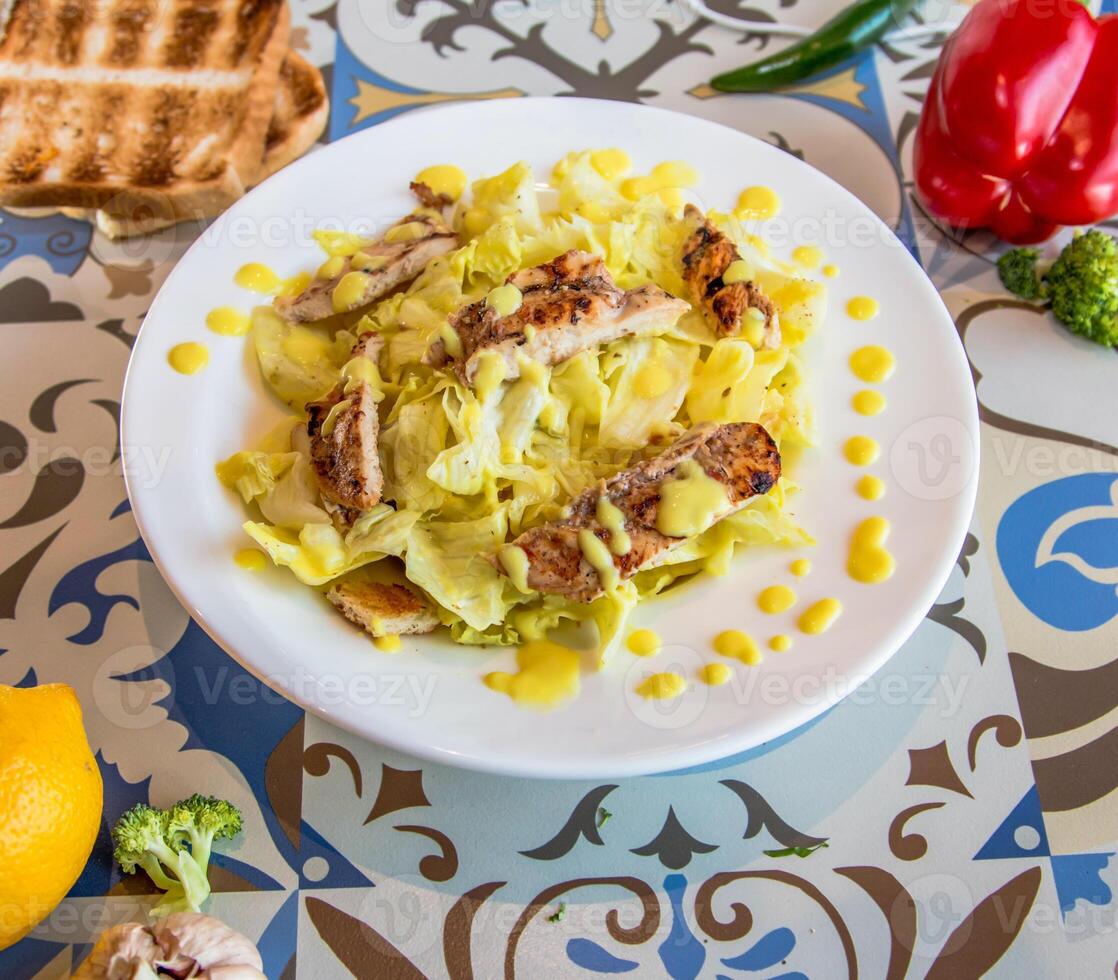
{"left": 3, "top": 2, "right": 1117, "bottom": 976}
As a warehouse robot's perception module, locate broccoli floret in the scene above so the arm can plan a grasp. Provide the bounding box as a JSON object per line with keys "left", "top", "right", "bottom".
{"left": 1043, "top": 230, "right": 1118, "bottom": 347}
{"left": 111, "top": 797, "right": 243, "bottom": 917}
{"left": 997, "top": 247, "right": 1044, "bottom": 300}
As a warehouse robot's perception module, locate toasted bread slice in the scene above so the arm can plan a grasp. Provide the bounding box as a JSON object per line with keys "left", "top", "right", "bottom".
{"left": 327, "top": 582, "right": 440, "bottom": 638}
{"left": 0, "top": 0, "right": 290, "bottom": 222}
{"left": 60, "top": 48, "right": 329, "bottom": 237}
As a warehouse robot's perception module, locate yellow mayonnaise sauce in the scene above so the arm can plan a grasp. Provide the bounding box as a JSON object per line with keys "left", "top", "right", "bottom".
{"left": 414, "top": 164, "right": 467, "bottom": 200}
{"left": 699, "top": 663, "right": 732, "bottom": 686}
{"left": 621, "top": 161, "right": 699, "bottom": 202}
{"left": 857, "top": 474, "right": 886, "bottom": 501}
{"left": 333, "top": 271, "right": 371, "bottom": 313}
{"left": 626, "top": 629, "right": 661, "bottom": 657}
{"left": 735, "top": 186, "right": 781, "bottom": 220}
{"left": 234, "top": 263, "right": 280, "bottom": 293}
{"left": 852, "top": 390, "right": 886, "bottom": 416}
{"left": 317, "top": 255, "right": 347, "bottom": 280}
{"left": 206, "top": 307, "right": 250, "bottom": 337}
{"left": 350, "top": 251, "right": 389, "bottom": 274}
{"left": 769, "top": 634, "right": 793, "bottom": 652}
{"left": 843, "top": 435, "right": 881, "bottom": 466}
{"left": 384, "top": 221, "right": 428, "bottom": 244}
{"left": 792, "top": 245, "right": 824, "bottom": 269}
{"left": 579, "top": 528, "right": 619, "bottom": 592}
{"left": 234, "top": 548, "right": 266, "bottom": 571}
{"left": 846, "top": 296, "right": 880, "bottom": 321}
{"left": 168, "top": 342, "right": 208, "bottom": 375}
{"left": 790, "top": 558, "right": 812, "bottom": 577}
{"left": 596, "top": 496, "right": 632, "bottom": 555}
{"left": 321, "top": 399, "right": 353, "bottom": 438}
{"left": 486, "top": 283, "right": 523, "bottom": 318}
{"left": 758, "top": 584, "right": 797, "bottom": 614}
{"left": 590, "top": 148, "right": 632, "bottom": 181}
{"left": 484, "top": 640, "right": 580, "bottom": 708}
{"left": 713, "top": 629, "right": 761, "bottom": 665}
{"left": 375, "top": 635, "right": 402, "bottom": 652}
{"left": 636, "top": 672, "right": 686, "bottom": 700}
{"left": 850, "top": 345, "right": 895, "bottom": 383}
{"left": 722, "top": 259, "right": 754, "bottom": 285}
{"left": 798, "top": 598, "right": 843, "bottom": 635}
{"left": 823, "top": 264, "right": 840, "bottom": 278}
{"left": 847, "top": 516, "right": 895, "bottom": 584}
{"left": 498, "top": 545, "right": 533, "bottom": 594}
{"left": 656, "top": 460, "right": 729, "bottom": 538}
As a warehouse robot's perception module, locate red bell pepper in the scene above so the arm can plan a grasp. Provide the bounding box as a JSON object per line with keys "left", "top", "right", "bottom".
{"left": 915, "top": 0, "right": 1118, "bottom": 244}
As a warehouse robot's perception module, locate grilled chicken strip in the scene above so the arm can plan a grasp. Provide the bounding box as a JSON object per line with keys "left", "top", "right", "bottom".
{"left": 425, "top": 250, "right": 690, "bottom": 385}
{"left": 681, "top": 205, "right": 780, "bottom": 349}
{"left": 499, "top": 422, "right": 781, "bottom": 602}
{"left": 276, "top": 183, "right": 458, "bottom": 323}
{"left": 305, "top": 333, "right": 384, "bottom": 515}
{"left": 328, "top": 581, "right": 440, "bottom": 638}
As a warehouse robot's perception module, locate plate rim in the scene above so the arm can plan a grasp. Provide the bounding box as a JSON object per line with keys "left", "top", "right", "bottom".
{"left": 122, "top": 95, "right": 980, "bottom": 779}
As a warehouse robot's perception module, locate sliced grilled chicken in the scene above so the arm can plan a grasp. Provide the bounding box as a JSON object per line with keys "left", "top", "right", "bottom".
{"left": 327, "top": 581, "right": 440, "bottom": 637}
{"left": 306, "top": 386, "right": 382, "bottom": 515}
{"left": 276, "top": 185, "right": 458, "bottom": 323}
{"left": 425, "top": 250, "right": 689, "bottom": 385}
{"left": 681, "top": 205, "right": 780, "bottom": 349}
{"left": 305, "top": 331, "right": 384, "bottom": 518}
{"left": 498, "top": 422, "right": 781, "bottom": 602}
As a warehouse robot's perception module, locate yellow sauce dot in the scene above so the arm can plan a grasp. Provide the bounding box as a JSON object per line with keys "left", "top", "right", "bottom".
{"left": 590, "top": 148, "right": 632, "bottom": 181}
{"left": 823, "top": 264, "right": 840, "bottom": 278}
{"left": 712, "top": 630, "right": 761, "bottom": 665}
{"left": 769, "top": 634, "right": 793, "bottom": 653}
{"left": 374, "top": 635, "right": 402, "bottom": 652}
{"left": 279, "top": 272, "right": 311, "bottom": 298}
{"left": 847, "top": 516, "right": 895, "bottom": 584}
{"left": 484, "top": 640, "right": 581, "bottom": 709}
{"left": 384, "top": 220, "right": 429, "bottom": 244}
{"left": 656, "top": 460, "right": 730, "bottom": 538}
{"left": 798, "top": 598, "right": 843, "bottom": 635}
{"left": 790, "top": 558, "right": 812, "bottom": 577}
{"left": 850, "top": 345, "right": 895, "bottom": 383}
{"left": 620, "top": 161, "right": 698, "bottom": 201}
{"left": 735, "top": 185, "right": 781, "bottom": 221}
{"left": 234, "top": 548, "right": 266, "bottom": 571}
{"left": 234, "top": 263, "right": 280, "bottom": 293}
{"left": 723, "top": 259, "right": 754, "bottom": 285}
{"left": 700, "top": 663, "right": 732, "bottom": 686}
{"left": 852, "top": 390, "right": 886, "bottom": 416}
{"left": 843, "top": 435, "right": 881, "bottom": 467}
{"left": 168, "top": 342, "right": 208, "bottom": 375}
{"left": 758, "top": 584, "right": 797, "bottom": 614}
{"left": 333, "top": 271, "right": 372, "bottom": 313}
{"left": 626, "top": 629, "right": 661, "bottom": 657}
{"left": 792, "top": 245, "right": 824, "bottom": 269}
{"left": 486, "top": 283, "right": 523, "bottom": 318}
{"left": 634, "top": 360, "right": 673, "bottom": 399}
{"left": 846, "top": 296, "right": 880, "bottom": 321}
{"left": 414, "top": 164, "right": 467, "bottom": 201}
{"left": 636, "top": 672, "right": 686, "bottom": 701}
{"left": 317, "top": 255, "right": 347, "bottom": 280}
{"left": 857, "top": 474, "right": 886, "bottom": 501}
{"left": 206, "top": 306, "right": 250, "bottom": 337}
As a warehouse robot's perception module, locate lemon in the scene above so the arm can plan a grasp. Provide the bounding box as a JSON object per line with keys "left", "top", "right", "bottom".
{"left": 0, "top": 684, "right": 102, "bottom": 950}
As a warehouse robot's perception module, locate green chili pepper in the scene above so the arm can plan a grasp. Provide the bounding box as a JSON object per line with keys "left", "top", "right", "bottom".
{"left": 710, "top": 0, "right": 924, "bottom": 93}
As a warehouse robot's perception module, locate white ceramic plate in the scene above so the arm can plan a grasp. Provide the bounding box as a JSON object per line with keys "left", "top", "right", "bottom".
{"left": 122, "top": 98, "right": 978, "bottom": 779}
